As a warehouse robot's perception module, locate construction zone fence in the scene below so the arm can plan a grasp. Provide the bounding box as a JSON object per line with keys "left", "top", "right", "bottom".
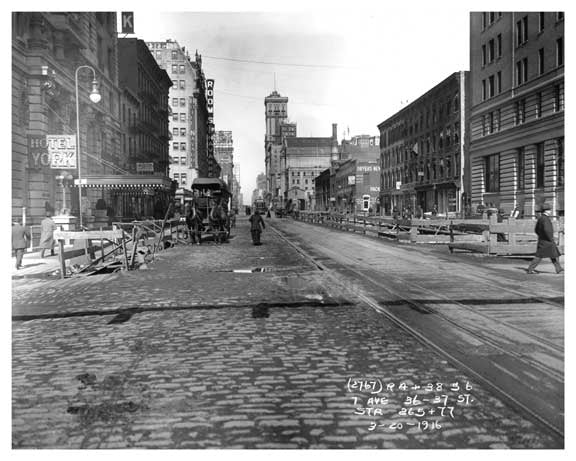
{"left": 53, "top": 218, "right": 189, "bottom": 279}
{"left": 294, "top": 211, "right": 564, "bottom": 256}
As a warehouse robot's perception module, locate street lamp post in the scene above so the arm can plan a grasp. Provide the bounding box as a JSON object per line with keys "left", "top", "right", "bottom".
{"left": 75, "top": 65, "right": 101, "bottom": 229}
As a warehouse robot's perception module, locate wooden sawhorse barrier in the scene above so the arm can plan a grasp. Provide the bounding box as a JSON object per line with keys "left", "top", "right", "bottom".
{"left": 54, "top": 229, "right": 128, "bottom": 279}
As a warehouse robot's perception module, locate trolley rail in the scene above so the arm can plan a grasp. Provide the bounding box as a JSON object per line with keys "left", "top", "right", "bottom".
{"left": 269, "top": 221, "right": 564, "bottom": 442}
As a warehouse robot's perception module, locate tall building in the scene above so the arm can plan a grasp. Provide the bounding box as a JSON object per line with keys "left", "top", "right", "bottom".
{"left": 283, "top": 123, "right": 338, "bottom": 210}
{"left": 147, "top": 41, "right": 217, "bottom": 186}
{"left": 214, "top": 130, "right": 234, "bottom": 190}
{"left": 264, "top": 90, "right": 290, "bottom": 206}
{"left": 469, "top": 12, "right": 564, "bottom": 216}
{"left": 12, "top": 12, "right": 124, "bottom": 225}
{"left": 378, "top": 72, "right": 470, "bottom": 216}
{"left": 315, "top": 133, "right": 380, "bottom": 213}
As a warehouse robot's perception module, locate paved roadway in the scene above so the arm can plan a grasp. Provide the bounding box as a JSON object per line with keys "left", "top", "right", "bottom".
{"left": 11, "top": 215, "right": 563, "bottom": 449}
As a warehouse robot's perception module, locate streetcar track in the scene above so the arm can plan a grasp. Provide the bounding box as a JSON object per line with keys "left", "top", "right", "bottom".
{"left": 269, "top": 221, "right": 564, "bottom": 440}
{"left": 281, "top": 221, "right": 564, "bottom": 351}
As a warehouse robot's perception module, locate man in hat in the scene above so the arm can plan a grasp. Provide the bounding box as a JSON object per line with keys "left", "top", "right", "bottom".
{"left": 527, "top": 203, "right": 564, "bottom": 274}
{"left": 12, "top": 221, "right": 30, "bottom": 270}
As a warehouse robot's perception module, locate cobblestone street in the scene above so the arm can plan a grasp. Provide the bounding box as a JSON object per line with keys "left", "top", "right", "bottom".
{"left": 12, "top": 217, "right": 561, "bottom": 449}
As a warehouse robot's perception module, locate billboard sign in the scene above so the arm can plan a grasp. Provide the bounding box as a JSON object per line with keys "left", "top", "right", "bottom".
{"left": 136, "top": 162, "right": 154, "bottom": 173}
{"left": 47, "top": 135, "right": 76, "bottom": 169}
{"left": 121, "top": 12, "right": 134, "bottom": 34}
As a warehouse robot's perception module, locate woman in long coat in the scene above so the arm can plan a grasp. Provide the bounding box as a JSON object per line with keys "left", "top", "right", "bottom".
{"left": 527, "top": 203, "right": 563, "bottom": 274}
{"left": 39, "top": 213, "right": 57, "bottom": 258}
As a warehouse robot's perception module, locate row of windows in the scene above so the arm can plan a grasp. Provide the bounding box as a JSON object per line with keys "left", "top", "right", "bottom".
{"left": 484, "top": 138, "right": 564, "bottom": 193}
{"left": 383, "top": 123, "right": 460, "bottom": 169}
{"left": 482, "top": 43, "right": 563, "bottom": 102}
{"left": 173, "top": 127, "right": 187, "bottom": 137}
{"left": 172, "top": 113, "right": 186, "bottom": 122}
{"left": 172, "top": 80, "right": 186, "bottom": 90}
{"left": 516, "top": 13, "right": 564, "bottom": 48}
{"left": 172, "top": 142, "right": 187, "bottom": 151}
{"left": 171, "top": 64, "right": 187, "bottom": 74}
{"left": 481, "top": 12, "right": 502, "bottom": 30}
{"left": 171, "top": 156, "right": 187, "bottom": 165}
{"left": 382, "top": 156, "right": 461, "bottom": 189}
{"left": 481, "top": 34, "right": 502, "bottom": 66}
{"left": 479, "top": 84, "right": 564, "bottom": 137}
{"left": 173, "top": 172, "right": 187, "bottom": 185}
{"left": 383, "top": 94, "right": 459, "bottom": 146}
{"left": 172, "top": 98, "right": 187, "bottom": 107}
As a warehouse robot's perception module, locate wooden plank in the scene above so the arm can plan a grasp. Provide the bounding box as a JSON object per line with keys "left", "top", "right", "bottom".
{"left": 54, "top": 230, "right": 124, "bottom": 240}
{"left": 59, "top": 239, "right": 66, "bottom": 279}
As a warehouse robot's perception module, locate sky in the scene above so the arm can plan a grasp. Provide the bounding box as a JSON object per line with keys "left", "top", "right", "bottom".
{"left": 130, "top": 2, "right": 476, "bottom": 203}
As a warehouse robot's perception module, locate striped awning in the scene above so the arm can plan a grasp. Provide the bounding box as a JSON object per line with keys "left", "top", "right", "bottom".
{"left": 74, "top": 174, "right": 173, "bottom": 189}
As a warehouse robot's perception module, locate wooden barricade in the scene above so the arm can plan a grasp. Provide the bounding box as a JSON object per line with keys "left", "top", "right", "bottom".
{"left": 54, "top": 229, "right": 127, "bottom": 279}
{"left": 295, "top": 211, "right": 564, "bottom": 257}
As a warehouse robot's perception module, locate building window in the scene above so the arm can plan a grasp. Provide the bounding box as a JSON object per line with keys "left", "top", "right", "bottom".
{"left": 488, "top": 75, "right": 495, "bottom": 97}
{"left": 173, "top": 128, "right": 179, "bottom": 137}
{"left": 496, "top": 71, "right": 502, "bottom": 94}
{"left": 485, "top": 153, "right": 500, "bottom": 192}
{"left": 174, "top": 173, "right": 180, "bottom": 182}
{"left": 515, "top": 58, "right": 528, "bottom": 86}
{"left": 556, "top": 37, "right": 564, "bottom": 66}
{"left": 554, "top": 84, "right": 563, "bottom": 112}
{"left": 489, "top": 12, "right": 495, "bottom": 24}
{"left": 482, "top": 12, "right": 487, "bottom": 30}
{"left": 482, "top": 79, "right": 487, "bottom": 100}
{"left": 180, "top": 157, "right": 186, "bottom": 165}
{"left": 180, "top": 128, "right": 186, "bottom": 136}
{"left": 172, "top": 142, "right": 179, "bottom": 150}
{"left": 181, "top": 174, "right": 187, "bottom": 185}
{"left": 557, "top": 137, "right": 564, "bottom": 187}
{"left": 172, "top": 98, "right": 178, "bottom": 106}
{"left": 488, "top": 39, "right": 495, "bottom": 63}
{"left": 536, "top": 92, "right": 543, "bottom": 118}
{"left": 517, "top": 147, "right": 525, "bottom": 190}
{"left": 172, "top": 113, "right": 178, "bottom": 122}
{"left": 171, "top": 50, "right": 178, "bottom": 60}
{"left": 180, "top": 143, "right": 186, "bottom": 150}
{"left": 482, "top": 44, "right": 487, "bottom": 66}
{"left": 179, "top": 98, "right": 186, "bottom": 107}
{"left": 488, "top": 112, "right": 494, "bottom": 134}
{"left": 516, "top": 15, "right": 528, "bottom": 46}
{"left": 515, "top": 99, "right": 526, "bottom": 125}
{"left": 538, "top": 48, "right": 545, "bottom": 75}
{"left": 171, "top": 64, "right": 178, "bottom": 74}
{"left": 536, "top": 143, "right": 545, "bottom": 188}
{"left": 495, "top": 109, "right": 501, "bottom": 132}
{"left": 179, "top": 64, "right": 185, "bottom": 74}
{"left": 482, "top": 115, "right": 486, "bottom": 136}
{"left": 180, "top": 113, "right": 186, "bottom": 122}
{"left": 539, "top": 12, "right": 545, "bottom": 32}
{"left": 497, "top": 34, "right": 502, "bottom": 58}
{"left": 180, "top": 80, "right": 185, "bottom": 89}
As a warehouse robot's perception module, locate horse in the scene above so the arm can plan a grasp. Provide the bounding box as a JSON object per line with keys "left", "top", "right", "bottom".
{"left": 209, "top": 202, "right": 229, "bottom": 244}
{"left": 186, "top": 204, "right": 204, "bottom": 245}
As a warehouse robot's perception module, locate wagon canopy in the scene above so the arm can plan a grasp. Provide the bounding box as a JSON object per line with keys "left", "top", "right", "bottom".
{"left": 191, "top": 178, "right": 229, "bottom": 191}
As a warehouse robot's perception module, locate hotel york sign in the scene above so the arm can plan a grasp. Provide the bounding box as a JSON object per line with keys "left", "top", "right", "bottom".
{"left": 28, "top": 134, "right": 77, "bottom": 169}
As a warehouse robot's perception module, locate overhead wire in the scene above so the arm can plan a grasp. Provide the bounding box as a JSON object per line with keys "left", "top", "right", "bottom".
{"left": 203, "top": 54, "right": 357, "bottom": 70}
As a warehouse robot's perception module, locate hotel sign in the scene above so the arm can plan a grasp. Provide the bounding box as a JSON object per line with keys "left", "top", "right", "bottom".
{"left": 28, "top": 135, "right": 77, "bottom": 169}
{"left": 47, "top": 135, "right": 77, "bottom": 169}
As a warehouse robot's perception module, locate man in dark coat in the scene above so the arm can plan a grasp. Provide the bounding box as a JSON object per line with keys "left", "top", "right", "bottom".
{"left": 527, "top": 203, "right": 563, "bottom": 274}
{"left": 12, "top": 221, "right": 30, "bottom": 270}
{"left": 249, "top": 210, "right": 265, "bottom": 245}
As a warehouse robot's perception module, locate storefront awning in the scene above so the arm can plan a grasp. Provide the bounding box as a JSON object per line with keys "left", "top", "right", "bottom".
{"left": 75, "top": 174, "right": 173, "bottom": 189}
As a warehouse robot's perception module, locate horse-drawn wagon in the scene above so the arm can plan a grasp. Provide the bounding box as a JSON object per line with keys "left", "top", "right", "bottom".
{"left": 188, "top": 178, "right": 232, "bottom": 244}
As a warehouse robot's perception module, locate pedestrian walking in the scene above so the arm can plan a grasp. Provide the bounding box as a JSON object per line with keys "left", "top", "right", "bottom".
{"left": 12, "top": 221, "right": 30, "bottom": 270}
{"left": 527, "top": 203, "right": 564, "bottom": 274}
{"left": 249, "top": 210, "right": 266, "bottom": 245}
{"left": 39, "top": 212, "right": 57, "bottom": 258}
